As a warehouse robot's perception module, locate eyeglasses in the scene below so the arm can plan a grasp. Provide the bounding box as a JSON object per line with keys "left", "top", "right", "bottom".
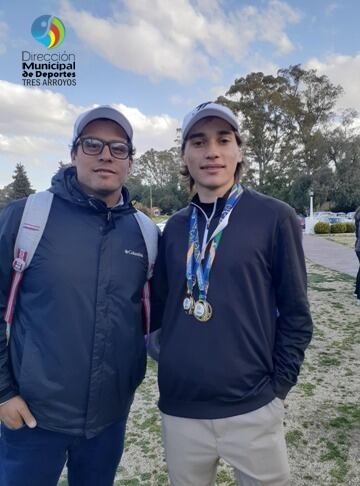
{"left": 77, "top": 137, "right": 132, "bottom": 159}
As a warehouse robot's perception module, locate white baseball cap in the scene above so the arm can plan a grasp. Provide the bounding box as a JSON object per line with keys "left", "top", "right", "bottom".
{"left": 182, "top": 102, "right": 240, "bottom": 143}
{"left": 72, "top": 105, "right": 133, "bottom": 144}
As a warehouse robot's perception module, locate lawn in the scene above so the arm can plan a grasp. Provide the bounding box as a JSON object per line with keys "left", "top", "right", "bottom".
{"left": 317, "top": 233, "right": 356, "bottom": 249}
{"left": 60, "top": 261, "right": 360, "bottom": 486}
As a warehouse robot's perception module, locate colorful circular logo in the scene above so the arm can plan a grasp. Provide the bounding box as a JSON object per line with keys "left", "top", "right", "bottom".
{"left": 31, "top": 15, "right": 65, "bottom": 49}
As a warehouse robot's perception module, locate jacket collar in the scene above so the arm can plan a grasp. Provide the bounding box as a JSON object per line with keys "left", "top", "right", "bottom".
{"left": 49, "top": 166, "right": 135, "bottom": 215}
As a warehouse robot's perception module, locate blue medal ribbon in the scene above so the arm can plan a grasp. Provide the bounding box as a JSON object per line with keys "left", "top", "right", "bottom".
{"left": 186, "top": 183, "right": 243, "bottom": 301}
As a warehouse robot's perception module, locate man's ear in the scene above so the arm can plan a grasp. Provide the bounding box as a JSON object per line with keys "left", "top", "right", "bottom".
{"left": 181, "top": 153, "right": 188, "bottom": 167}
{"left": 70, "top": 148, "right": 77, "bottom": 165}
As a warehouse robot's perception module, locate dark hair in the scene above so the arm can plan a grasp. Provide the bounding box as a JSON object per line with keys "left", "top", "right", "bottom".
{"left": 355, "top": 206, "right": 360, "bottom": 220}
{"left": 180, "top": 129, "right": 247, "bottom": 191}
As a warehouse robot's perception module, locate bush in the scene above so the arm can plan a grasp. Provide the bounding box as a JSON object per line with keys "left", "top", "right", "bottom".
{"left": 132, "top": 201, "right": 151, "bottom": 217}
{"left": 330, "top": 222, "right": 347, "bottom": 233}
{"left": 345, "top": 222, "right": 355, "bottom": 233}
{"left": 314, "top": 222, "right": 330, "bottom": 234}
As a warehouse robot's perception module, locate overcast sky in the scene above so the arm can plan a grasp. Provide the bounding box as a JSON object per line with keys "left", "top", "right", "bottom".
{"left": 1, "top": 0, "right": 360, "bottom": 190}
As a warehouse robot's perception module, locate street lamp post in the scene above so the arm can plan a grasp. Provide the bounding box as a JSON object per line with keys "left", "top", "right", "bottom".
{"left": 305, "top": 189, "right": 315, "bottom": 234}
{"left": 309, "top": 190, "right": 314, "bottom": 219}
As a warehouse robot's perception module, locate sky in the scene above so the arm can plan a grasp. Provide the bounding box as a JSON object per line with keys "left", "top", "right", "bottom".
{"left": 1, "top": 0, "right": 360, "bottom": 190}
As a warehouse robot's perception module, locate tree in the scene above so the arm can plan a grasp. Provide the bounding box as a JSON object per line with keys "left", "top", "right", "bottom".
{"left": 0, "top": 182, "right": 14, "bottom": 210}
{"left": 332, "top": 155, "right": 360, "bottom": 212}
{"left": 279, "top": 65, "right": 343, "bottom": 175}
{"left": 127, "top": 173, "right": 148, "bottom": 203}
{"left": 324, "top": 110, "right": 360, "bottom": 210}
{"left": 289, "top": 174, "right": 312, "bottom": 214}
{"left": 128, "top": 147, "right": 189, "bottom": 214}
{"left": 326, "top": 109, "right": 359, "bottom": 169}
{"left": 312, "top": 167, "right": 335, "bottom": 210}
{"left": 132, "top": 147, "right": 181, "bottom": 188}
{"left": 218, "top": 72, "right": 291, "bottom": 190}
{"left": 218, "top": 65, "right": 344, "bottom": 205}
{"left": 9, "top": 163, "right": 35, "bottom": 200}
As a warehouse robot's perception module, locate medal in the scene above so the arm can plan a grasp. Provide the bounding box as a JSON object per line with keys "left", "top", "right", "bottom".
{"left": 183, "top": 295, "right": 195, "bottom": 314}
{"left": 184, "top": 183, "right": 244, "bottom": 323}
{"left": 194, "top": 300, "right": 212, "bottom": 322}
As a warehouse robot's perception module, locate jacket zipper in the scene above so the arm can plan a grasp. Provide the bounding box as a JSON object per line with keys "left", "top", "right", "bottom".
{"left": 191, "top": 200, "right": 217, "bottom": 259}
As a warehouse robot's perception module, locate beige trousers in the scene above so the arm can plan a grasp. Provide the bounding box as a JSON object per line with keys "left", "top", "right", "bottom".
{"left": 161, "top": 398, "right": 290, "bottom": 486}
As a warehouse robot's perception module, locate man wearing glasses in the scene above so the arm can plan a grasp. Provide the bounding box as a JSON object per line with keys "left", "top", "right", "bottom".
{"left": 0, "top": 106, "right": 155, "bottom": 485}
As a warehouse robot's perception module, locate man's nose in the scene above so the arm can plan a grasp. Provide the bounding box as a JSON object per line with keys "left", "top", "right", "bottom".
{"left": 99, "top": 143, "right": 112, "bottom": 161}
{"left": 205, "top": 139, "right": 220, "bottom": 159}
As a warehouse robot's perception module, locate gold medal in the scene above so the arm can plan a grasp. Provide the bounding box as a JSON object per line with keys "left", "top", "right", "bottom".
{"left": 194, "top": 300, "right": 212, "bottom": 322}
{"left": 183, "top": 295, "right": 195, "bottom": 314}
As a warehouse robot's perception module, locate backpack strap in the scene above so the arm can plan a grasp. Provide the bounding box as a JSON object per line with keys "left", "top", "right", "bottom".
{"left": 133, "top": 210, "right": 159, "bottom": 341}
{"left": 5, "top": 191, "right": 53, "bottom": 334}
{"left": 133, "top": 211, "right": 159, "bottom": 279}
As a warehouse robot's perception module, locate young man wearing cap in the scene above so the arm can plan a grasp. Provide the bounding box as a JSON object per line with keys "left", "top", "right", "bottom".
{"left": 0, "top": 106, "right": 156, "bottom": 485}
{"left": 151, "top": 102, "right": 313, "bottom": 485}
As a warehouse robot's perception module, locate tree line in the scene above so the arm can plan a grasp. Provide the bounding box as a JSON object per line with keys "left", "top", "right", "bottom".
{"left": 0, "top": 163, "right": 35, "bottom": 210}
{"left": 130, "top": 64, "right": 360, "bottom": 214}
{"left": 1, "top": 64, "right": 360, "bottom": 215}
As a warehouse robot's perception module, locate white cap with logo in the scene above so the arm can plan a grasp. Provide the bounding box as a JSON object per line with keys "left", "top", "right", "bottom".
{"left": 182, "top": 102, "right": 240, "bottom": 143}
{"left": 72, "top": 105, "right": 133, "bottom": 144}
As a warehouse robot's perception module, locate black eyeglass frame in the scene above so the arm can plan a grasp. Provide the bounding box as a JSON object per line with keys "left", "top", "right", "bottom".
{"left": 74, "top": 137, "right": 133, "bottom": 160}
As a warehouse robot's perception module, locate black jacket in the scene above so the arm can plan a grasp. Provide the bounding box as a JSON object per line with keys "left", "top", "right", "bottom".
{"left": 151, "top": 187, "right": 313, "bottom": 419}
{"left": 0, "top": 167, "right": 149, "bottom": 438}
{"left": 355, "top": 211, "right": 360, "bottom": 252}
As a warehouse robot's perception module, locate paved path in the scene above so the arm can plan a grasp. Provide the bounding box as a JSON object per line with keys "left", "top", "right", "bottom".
{"left": 303, "top": 234, "right": 358, "bottom": 277}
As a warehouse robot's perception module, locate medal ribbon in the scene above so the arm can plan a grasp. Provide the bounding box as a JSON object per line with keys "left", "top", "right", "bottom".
{"left": 186, "top": 209, "right": 201, "bottom": 296}
{"left": 186, "top": 183, "right": 243, "bottom": 300}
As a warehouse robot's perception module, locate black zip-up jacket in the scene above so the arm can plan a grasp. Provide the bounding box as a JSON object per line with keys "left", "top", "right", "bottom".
{"left": 151, "top": 187, "right": 313, "bottom": 419}
{"left": 0, "top": 167, "right": 149, "bottom": 438}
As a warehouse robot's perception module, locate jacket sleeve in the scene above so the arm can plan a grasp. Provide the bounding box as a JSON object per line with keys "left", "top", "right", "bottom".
{"left": 0, "top": 202, "right": 23, "bottom": 402}
{"left": 271, "top": 209, "right": 313, "bottom": 399}
{"left": 150, "top": 232, "right": 168, "bottom": 333}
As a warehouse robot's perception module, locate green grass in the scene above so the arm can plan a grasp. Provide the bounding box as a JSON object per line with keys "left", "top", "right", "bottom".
{"left": 298, "top": 382, "right": 316, "bottom": 397}
{"left": 59, "top": 260, "right": 360, "bottom": 485}
{"left": 308, "top": 267, "right": 354, "bottom": 284}
{"left": 151, "top": 215, "right": 169, "bottom": 224}
{"left": 286, "top": 429, "right": 304, "bottom": 447}
{"left": 318, "top": 353, "right": 341, "bottom": 367}
{"left": 320, "top": 440, "right": 349, "bottom": 483}
{"left": 337, "top": 404, "right": 360, "bottom": 425}
{"left": 216, "top": 468, "right": 237, "bottom": 485}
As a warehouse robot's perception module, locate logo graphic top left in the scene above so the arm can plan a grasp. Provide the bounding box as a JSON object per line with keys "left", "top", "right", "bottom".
{"left": 31, "top": 15, "right": 65, "bottom": 49}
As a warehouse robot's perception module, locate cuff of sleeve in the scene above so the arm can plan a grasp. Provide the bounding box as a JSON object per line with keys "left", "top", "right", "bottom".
{"left": 272, "top": 377, "right": 293, "bottom": 400}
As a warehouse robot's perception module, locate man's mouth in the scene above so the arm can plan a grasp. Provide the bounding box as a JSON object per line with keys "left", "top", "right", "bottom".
{"left": 93, "top": 168, "right": 116, "bottom": 174}
{"left": 201, "top": 165, "right": 224, "bottom": 170}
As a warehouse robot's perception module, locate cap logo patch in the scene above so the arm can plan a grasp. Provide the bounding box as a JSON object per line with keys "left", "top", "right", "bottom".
{"left": 193, "top": 101, "right": 212, "bottom": 114}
